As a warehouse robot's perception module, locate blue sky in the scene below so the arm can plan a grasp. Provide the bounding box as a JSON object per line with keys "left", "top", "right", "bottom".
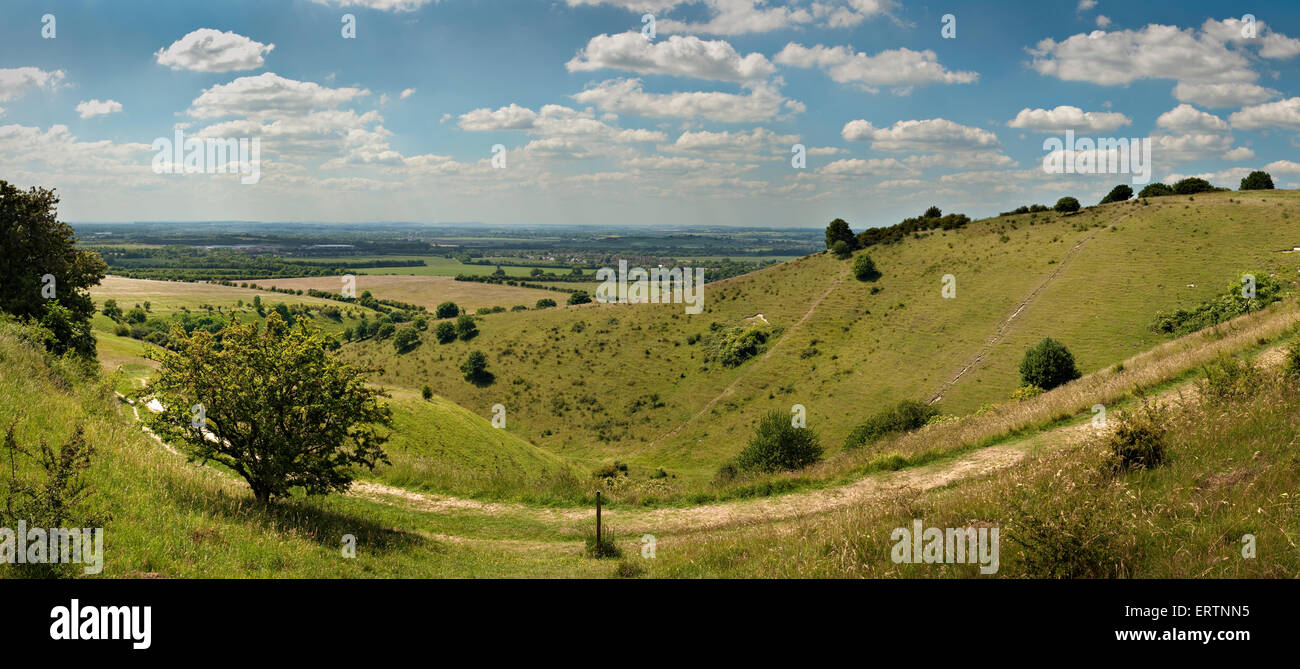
{"left": 1, "top": 0, "right": 1299, "bottom": 228}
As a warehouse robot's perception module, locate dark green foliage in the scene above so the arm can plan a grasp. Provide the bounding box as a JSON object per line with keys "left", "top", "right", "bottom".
{"left": 736, "top": 409, "right": 823, "bottom": 473}
{"left": 0, "top": 181, "right": 107, "bottom": 357}
{"left": 843, "top": 399, "right": 938, "bottom": 450}
{"left": 434, "top": 320, "right": 457, "bottom": 343}
{"left": 1054, "top": 197, "right": 1081, "bottom": 213}
{"left": 852, "top": 253, "right": 880, "bottom": 281}
{"left": 392, "top": 326, "right": 420, "bottom": 354}
{"left": 535, "top": 298, "right": 557, "bottom": 309}
{"left": 1150, "top": 274, "right": 1285, "bottom": 336}
{"left": 855, "top": 210, "right": 970, "bottom": 249}
{"left": 376, "top": 322, "right": 395, "bottom": 339}
{"left": 435, "top": 301, "right": 460, "bottom": 319}
{"left": 567, "top": 291, "right": 591, "bottom": 306}
{"left": 1137, "top": 182, "right": 1173, "bottom": 198}
{"left": 1099, "top": 184, "right": 1133, "bottom": 204}
{"left": 1239, "top": 171, "right": 1274, "bottom": 191}
{"left": 1200, "top": 355, "right": 1262, "bottom": 401}
{"left": 460, "top": 350, "right": 488, "bottom": 381}
{"left": 421, "top": 385, "right": 433, "bottom": 401}
{"left": 454, "top": 314, "right": 478, "bottom": 340}
{"left": 1172, "top": 177, "right": 1213, "bottom": 195}
{"left": 1019, "top": 338, "right": 1081, "bottom": 390}
{"left": 825, "top": 218, "right": 856, "bottom": 251}
{"left": 923, "top": 206, "right": 942, "bottom": 218}
{"left": 831, "top": 240, "right": 852, "bottom": 259}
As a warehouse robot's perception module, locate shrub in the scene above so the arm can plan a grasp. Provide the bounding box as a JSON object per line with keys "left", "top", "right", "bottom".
{"left": 434, "top": 320, "right": 456, "bottom": 343}
{"left": 584, "top": 528, "right": 621, "bottom": 559}
{"left": 1200, "top": 355, "right": 1262, "bottom": 401}
{"left": 923, "top": 206, "right": 942, "bottom": 218}
{"left": 1018, "top": 338, "right": 1081, "bottom": 390}
{"left": 567, "top": 291, "right": 591, "bottom": 306}
{"left": 1106, "top": 402, "right": 1167, "bottom": 472}
{"left": 1173, "top": 177, "right": 1213, "bottom": 195}
{"left": 852, "top": 253, "right": 881, "bottom": 281}
{"left": 1239, "top": 171, "right": 1274, "bottom": 191}
{"left": 831, "top": 240, "right": 852, "bottom": 259}
{"left": 1137, "top": 182, "right": 1174, "bottom": 198}
{"left": 704, "top": 324, "right": 770, "bottom": 367}
{"left": 454, "top": 314, "right": 478, "bottom": 340}
{"left": 376, "top": 322, "right": 395, "bottom": 339}
{"left": 421, "top": 385, "right": 433, "bottom": 401}
{"left": 1010, "top": 384, "right": 1045, "bottom": 401}
{"left": 1099, "top": 184, "right": 1133, "bottom": 204}
{"left": 459, "top": 350, "right": 488, "bottom": 381}
{"left": 535, "top": 298, "right": 557, "bottom": 309}
{"left": 1053, "top": 197, "right": 1081, "bottom": 213}
{"left": 392, "top": 326, "right": 420, "bottom": 354}
{"left": 435, "top": 301, "right": 460, "bottom": 319}
{"left": 1007, "top": 460, "right": 1134, "bottom": 578}
{"left": 842, "top": 399, "right": 938, "bottom": 450}
{"left": 736, "top": 409, "right": 823, "bottom": 473}
{"left": 712, "top": 461, "right": 739, "bottom": 485}
{"left": 1150, "top": 274, "right": 1286, "bottom": 336}
{"left": 1284, "top": 339, "right": 1300, "bottom": 380}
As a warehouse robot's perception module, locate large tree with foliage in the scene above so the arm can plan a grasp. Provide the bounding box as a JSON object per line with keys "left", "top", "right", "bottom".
{"left": 1239, "top": 171, "right": 1274, "bottom": 191}
{"left": 146, "top": 313, "right": 392, "bottom": 504}
{"left": 824, "top": 218, "right": 856, "bottom": 251}
{"left": 0, "top": 181, "right": 107, "bottom": 357}
{"left": 1099, "top": 184, "right": 1133, "bottom": 204}
{"left": 1019, "top": 338, "right": 1082, "bottom": 391}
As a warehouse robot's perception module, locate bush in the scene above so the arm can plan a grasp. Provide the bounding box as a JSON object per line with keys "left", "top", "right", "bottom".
{"left": 421, "top": 385, "right": 433, "bottom": 401}
{"left": 831, "top": 240, "right": 852, "bottom": 259}
{"left": 567, "top": 291, "right": 592, "bottom": 306}
{"left": 736, "top": 409, "right": 823, "bottom": 473}
{"left": 435, "top": 301, "right": 460, "bottom": 319}
{"left": 584, "top": 528, "right": 621, "bottom": 559}
{"left": 434, "top": 320, "right": 456, "bottom": 344}
{"left": 1007, "top": 459, "right": 1134, "bottom": 578}
{"left": 704, "top": 324, "right": 770, "bottom": 367}
{"left": 1137, "top": 182, "right": 1173, "bottom": 198}
{"left": 1173, "top": 177, "right": 1213, "bottom": 195}
{"left": 454, "top": 314, "right": 478, "bottom": 340}
{"left": 392, "top": 326, "right": 420, "bottom": 354}
{"left": 923, "top": 206, "right": 942, "bottom": 218}
{"left": 1284, "top": 339, "right": 1300, "bottom": 380}
{"left": 1099, "top": 184, "right": 1133, "bottom": 204}
{"left": 460, "top": 350, "right": 488, "bottom": 381}
{"left": 1150, "top": 274, "right": 1286, "bottom": 336}
{"left": 852, "top": 253, "right": 881, "bottom": 281}
{"left": 1200, "top": 355, "right": 1262, "bottom": 401}
{"left": 843, "top": 399, "right": 938, "bottom": 450}
{"left": 1018, "top": 338, "right": 1081, "bottom": 390}
{"left": 1053, "top": 197, "right": 1081, "bottom": 213}
{"left": 535, "top": 298, "right": 557, "bottom": 309}
{"left": 376, "top": 322, "right": 395, "bottom": 339}
{"left": 1239, "top": 171, "right": 1274, "bottom": 191}
{"left": 1106, "top": 402, "right": 1167, "bottom": 472}
{"left": 1010, "top": 384, "right": 1045, "bottom": 401}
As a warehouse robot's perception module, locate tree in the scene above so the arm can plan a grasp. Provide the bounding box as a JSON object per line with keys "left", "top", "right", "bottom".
{"left": 146, "top": 313, "right": 392, "bottom": 505}
{"left": 392, "top": 326, "right": 420, "bottom": 354}
{"left": 736, "top": 409, "right": 823, "bottom": 473}
{"left": 536, "top": 298, "right": 557, "bottom": 309}
{"left": 421, "top": 385, "right": 433, "bottom": 401}
{"left": 1099, "top": 184, "right": 1133, "bottom": 204}
{"left": 530, "top": 268, "right": 545, "bottom": 277}
{"left": 434, "top": 320, "right": 457, "bottom": 343}
{"left": 1019, "top": 338, "right": 1081, "bottom": 391}
{"left": 101, "top": 299, "right": 123, "bottom": 322}
{"left": 831, "top": 240, "right": 852, "bottom": 259}
{"left": 1173, "top": 177, "right": 1213, "bottom": 195}
{"left": 1138, "top": 183, "right": 1173, "bottom": 198}
{"left": 413, "top": 316, "right": 428, "bottom": 331}
{"left": 1054, "top": 196, "right": 1081, "bottom": 213}
{"left": 0, "top": 181, "right": 107, "bottom": 357}
{"left": 376, "top": 321, "right": 395, "bottom": 339}
{"left": 454, "top": 314, "right": 478, "bottom": 340}
{"left": 460, "top": 350, "right": 488, "bottom": 381}
{"left": 435, "top": 301, "right": 460, "bottom": 319}
{"left": 1240, "top": 171, "right": 1275, "bottom": 191}
{"left": 825, "top": 218, "right": 856, "bottom": 251}
{"left": 923, "top": 206, "right": 942, "bottom": 218}
{"left": 567, "top": 291, "right": 591, "bottom": 306}
{"left": 853, "top": 253, "right": 880, "bottom": 281}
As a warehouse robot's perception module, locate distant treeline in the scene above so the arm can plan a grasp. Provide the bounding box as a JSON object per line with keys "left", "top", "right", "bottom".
{"left": 855, "top": 211, "right": 972, "bottom": 249}
{"left": 92, "top": 247, "right": 426, "bottom": 281}
{"left": 234, "top": 281, "right": 428, "bottom": 314}
{"left": 453, "top": 274, "right": 582, "bottom": 294}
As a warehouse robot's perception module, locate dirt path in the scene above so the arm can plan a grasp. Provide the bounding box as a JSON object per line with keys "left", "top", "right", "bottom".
{"left": 926, "top": 211, "right": 1134, "bottom": 404}
{"left": 646, "top": 267, "right": 850, "bottom": 448}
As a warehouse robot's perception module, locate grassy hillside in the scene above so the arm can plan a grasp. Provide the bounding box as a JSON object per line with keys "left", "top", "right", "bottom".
{"left": 340, "top": 191, "right": 1300, "bottom": 487}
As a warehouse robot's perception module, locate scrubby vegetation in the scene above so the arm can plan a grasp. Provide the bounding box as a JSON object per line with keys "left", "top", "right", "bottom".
{"left": 843, "top": 399, "right": 939, "bottom": 451}
{"left": 736, "top": 409, "right": 823, "bottom": 473}
{"left": 1151, "top": 274, "right": 1286, "bottom": 336}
